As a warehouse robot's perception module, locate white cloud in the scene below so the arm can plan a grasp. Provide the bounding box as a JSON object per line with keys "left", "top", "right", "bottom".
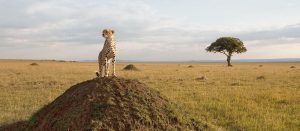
{"left": 0, "top": 0, "right": 299, "bottom": 60}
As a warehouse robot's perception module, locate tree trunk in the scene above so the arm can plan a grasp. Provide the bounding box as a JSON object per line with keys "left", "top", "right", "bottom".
{"left": 227, "top": 55, "right": 232, "bottom": 67}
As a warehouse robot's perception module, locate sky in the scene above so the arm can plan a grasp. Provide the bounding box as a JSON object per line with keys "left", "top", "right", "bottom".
{"left": 0, "top": 0, "right": 300, "bottom": 61}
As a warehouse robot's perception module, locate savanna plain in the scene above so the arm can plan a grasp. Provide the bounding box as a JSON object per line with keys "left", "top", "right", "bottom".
{"left": 0, "top": 60, "right": 299, "bottom": 130}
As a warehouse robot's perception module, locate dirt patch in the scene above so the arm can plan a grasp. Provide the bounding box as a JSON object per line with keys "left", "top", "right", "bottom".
{"left": 123, "top": 64, "right": 139, "bottom": 71}
{"left": 187, "top": 65, "right": 194, "bottom": 68}
{"left": 30, "top": 63, "right": 38, "bottom": 66}
{"left": 256, "top": 76, "right": 265, "bottom": 80}
{"left": 231, "top": 83, "right": 241, "bottom": 86}
{"left": 195, "top": 76, "right": 207, "bottom": 81}
{"left": 20, "top": 77, "right": 202, "bottom": 130}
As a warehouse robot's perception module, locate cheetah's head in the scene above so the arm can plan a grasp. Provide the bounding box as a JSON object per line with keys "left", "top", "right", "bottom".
{"left": 102, "top": 29, "right": 114, "bottom": 38}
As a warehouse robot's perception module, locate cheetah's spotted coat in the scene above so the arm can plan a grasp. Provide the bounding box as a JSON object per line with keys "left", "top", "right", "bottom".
{"left": 97, "top": 29, "right": 116, "bottom": 77}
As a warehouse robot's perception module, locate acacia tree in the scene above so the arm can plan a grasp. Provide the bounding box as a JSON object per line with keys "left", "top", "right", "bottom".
{"left": 206, "top": 37, "right": 247, "bottom": 66}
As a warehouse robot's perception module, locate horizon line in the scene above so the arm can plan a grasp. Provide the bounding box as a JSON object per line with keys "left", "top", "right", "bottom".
{"left": 1, "top": 58, "right": 300, "bottom": 63}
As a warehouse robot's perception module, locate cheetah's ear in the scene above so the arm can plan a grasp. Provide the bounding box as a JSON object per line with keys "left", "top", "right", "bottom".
{"left": 111, "top": 30, "right": 115, "bottom": 34}
{"left": 102, "top": 29, "right": 108, "bottom": 33}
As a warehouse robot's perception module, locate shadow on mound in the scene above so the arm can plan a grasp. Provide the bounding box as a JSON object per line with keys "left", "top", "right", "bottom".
{"left": 1, "top": 77, "right": 210, "bottom": 130}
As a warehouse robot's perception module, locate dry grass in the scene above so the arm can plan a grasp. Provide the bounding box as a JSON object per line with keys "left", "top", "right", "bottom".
{"left": 0, "top": 60, "right": 299, "bottom": 130}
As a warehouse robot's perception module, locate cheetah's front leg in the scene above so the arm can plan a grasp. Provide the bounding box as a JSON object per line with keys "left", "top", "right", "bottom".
{"left": 112, "top": 57, "right": 116, "bottom": 76}
{"left": 105, "top": 57, "right": 109, "bottom": 77}
{"left": 97, "top": 53, "right": 102, "bottom": 77}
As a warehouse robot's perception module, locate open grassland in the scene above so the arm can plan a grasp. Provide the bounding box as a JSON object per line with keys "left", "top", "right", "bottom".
{"left": 0, "top": 60, "right": 299, "bottom": 130}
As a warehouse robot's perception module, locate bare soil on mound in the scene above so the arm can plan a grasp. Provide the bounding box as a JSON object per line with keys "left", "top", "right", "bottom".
{"left": 123, "top": 64, "right": 139, "bottom": 71}
{"left": 24, "top": 77, "right": 188, "bottom": 130}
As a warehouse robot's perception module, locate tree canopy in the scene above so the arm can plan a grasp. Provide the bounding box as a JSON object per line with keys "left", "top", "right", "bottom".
{"left": 206, "top": 37, "right": 247, "bottom": 56}
{"left": 206, "top": 37, "right": 247, "bottom": 66}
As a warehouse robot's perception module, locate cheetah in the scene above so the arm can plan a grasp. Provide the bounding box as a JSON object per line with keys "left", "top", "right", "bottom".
{"left": 96, "top": 29, "right": 116, "bottom": 77}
